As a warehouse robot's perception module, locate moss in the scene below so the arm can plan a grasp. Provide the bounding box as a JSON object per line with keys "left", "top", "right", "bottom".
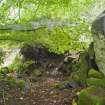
{"left": 8, "top": 57, "right": 25, "bottom": 73}
{"left": 51, "top": 82, "right": 64, "bottom": 89}
{"left": 9, "top": 55, "right": 36, "bottom": 74}
{"left": 70, "top": 51, "right": 89, "bottom": 84}
{"left": 88, "top": 69, "right": 104, "bottom": 79}
{"left": 70, "top": 72, "right": 81, "bottom": 83}
{"left": 17, "top": 80, "right": 26, "bottom": 89}
{"left": 6, "top": 77, "right": 17, "bottom": 87}
{"left": 78, "top": 86, "right": 105, "bottom": 105}
{"left": 87, "top": 78, "right": 105, "bottom": 88}
{"left": 50, "top": 81, "right": 69, "bottom": 89}
{"left": 72, "top": 99, "right": 77, "bottom": 105}
{"left": 6, "top": 77, "right": 26, "bottom": 88}
{"left": 32, "top": 69, "right": 42, "bottom": 77}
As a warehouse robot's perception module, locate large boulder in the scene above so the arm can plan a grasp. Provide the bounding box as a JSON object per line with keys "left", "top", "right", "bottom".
{"left": 92, "top": 10, "right": 105, "bottom": 75}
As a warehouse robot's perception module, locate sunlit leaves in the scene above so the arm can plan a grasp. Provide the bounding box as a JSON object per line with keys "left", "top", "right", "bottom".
{"left": 0, "top": 0, "right": 95, "bottom": 54}
{"left": 0, "top": 0, "right": 96, "bottom": 23}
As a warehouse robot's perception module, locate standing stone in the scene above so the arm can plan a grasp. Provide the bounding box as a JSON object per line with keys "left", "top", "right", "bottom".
{"left": 92, "top": 10, "right": 105, "bottom": 75}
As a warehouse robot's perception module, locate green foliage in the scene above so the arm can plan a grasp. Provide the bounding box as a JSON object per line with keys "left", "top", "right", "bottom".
{"left": 6, "top": 76, "right": 26, "bottom": 88}
{"left": 0, "top": 24, "right": 91, "bottom": 54}
{"left": 0, "top": 67, "right": 9, "bottom": 77}
{"left": 8, "top": 57, "right": 25, "bottom": 73}
{"left": 0, "top": 1, "right": 105, "bottom": 104}
{"left": 0, "top": 0, "right": 95, "bottom": 54}
{"left": 0, "top": 65, "right": 26, "bottom": 88}
{"left": 9, "top": 56, "right": 35, "bottom": 73}
{"left": 6, "top": 77, "right": 17, "bottom": 87}
{"left": 0, "top": 0, "right": 95, "bottom": 23}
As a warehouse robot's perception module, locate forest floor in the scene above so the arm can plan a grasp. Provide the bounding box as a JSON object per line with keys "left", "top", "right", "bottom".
{"left": 0, "top": 46, "right": 83, "bottom": 105}
{"left": 0, "top": 70, "right": 82, "bottom": 105}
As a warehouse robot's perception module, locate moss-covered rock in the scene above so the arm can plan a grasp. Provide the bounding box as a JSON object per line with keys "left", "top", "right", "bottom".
{"left": 93, "top": 35, "right": 105, "bottom": 75}
{"left": 70, "top": 72, "right": 81, "bottom": 83}
{"left": 50, "top": 81, "right": 68, "bottom": 89}
{"left": 87, "top": 78, "right": 105, "bottom": 88}
{"left": 17, "top": 79, "right": 26, "bottom": 89}
{"left": 6, "top": 77, "right": 26, "bottom": 89}
{"left": 70, "top": 51, "right": 89, "bottom": 85}
{"left": 78, "top": 86, "right": 105, "bottom": 105}
{"left": 6, "top": 77, "right": 17, "bottom": 87}
{"left": 92, "top": 10, "right": 105, "bottom": 75}
{"left": 32, "top": 69, "right": 42, "bottom": 77}
{"left": 88, "top": 69, "right": 104, "bottom": 79}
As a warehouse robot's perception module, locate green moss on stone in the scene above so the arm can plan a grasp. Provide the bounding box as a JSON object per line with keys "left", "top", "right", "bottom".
{"left": 78, "top": 86, "right": 105, "bottom": 105}
{"left": 33, "top": 69, "right": 42, "bottom": 77}
{"left": 71, "top": 51, "right": 89, "bottom": 84}
{"left": 70, "top": 72, "right": 81, "bottom": 83}
{"left": 87, "top": 78, "right": 105, "bottom": 88}
{"left": 17, "top": 80, "right": 26, "bottom": 89}
{"left": 6, "top": 77, "right": 17, "bottom": 87}
{"left": 88, "top": 69, "right": 104, "bottom": 79}
{"left": 51, "top": 81, "right": 69, "bottom": 89}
